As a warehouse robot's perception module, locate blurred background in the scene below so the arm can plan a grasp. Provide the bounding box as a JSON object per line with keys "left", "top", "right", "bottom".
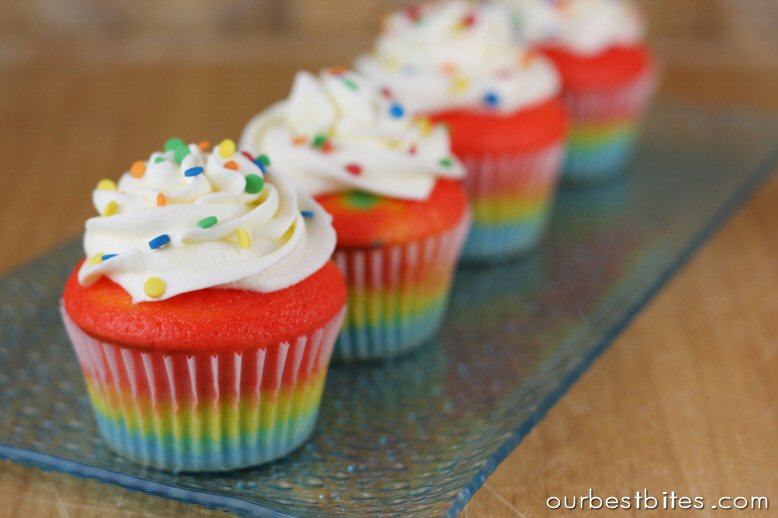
{"left": 2, "top": 1, "right": 778, "bottom": 516}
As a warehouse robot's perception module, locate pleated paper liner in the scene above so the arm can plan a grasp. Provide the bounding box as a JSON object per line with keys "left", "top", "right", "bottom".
{"left": 333, "top": 210, "right": 470, "bottom": 362}
{"left": 61, "top": 305, "right": 345, "bottom": 472}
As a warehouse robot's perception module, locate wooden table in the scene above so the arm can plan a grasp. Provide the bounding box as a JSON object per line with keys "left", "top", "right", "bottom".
{"left": 1, "top": 1, "right": 777, "bottom": 516}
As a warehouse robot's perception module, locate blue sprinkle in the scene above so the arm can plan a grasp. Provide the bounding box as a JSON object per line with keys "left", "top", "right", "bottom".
{"left": 254, "top": 159, "right": 266, "bottom": 174}
{"left": 101, "top": 254, "right": 118, "bottom": 261}
{"left": 184, "top": 166, "right": 204, "bottom": 177}
{"left": 389, "top": 103, "right": 406, "bottom": 118}
{"left": 301, "top": 210, "right": 315, "bottom": 218}
{"left": 484, "top": 91, "right": 500, "bottom": 107}
{"left": 149, "top": 234, "right": 171, "bottom": 250}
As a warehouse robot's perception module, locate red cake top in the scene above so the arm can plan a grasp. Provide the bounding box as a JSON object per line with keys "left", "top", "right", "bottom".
{"left": 541, "top": 44, "right": 655, "bottom": 91}
{"left": 316, "top": 179, "right": 469, "bottom": 248}
{"left": 430, "top": 98, "right": 568, "bottom": 156}
{"left": 64, "top": 260, "right": 347, "bottom": 354}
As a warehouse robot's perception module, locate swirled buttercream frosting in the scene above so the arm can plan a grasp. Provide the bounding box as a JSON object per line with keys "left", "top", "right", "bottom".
{"left": 501, "top": 0, "right": 645, "bottom": 55}
{"left": 79, "top": 139, "right": 336, "bottom": 302}
{"left": 354, "top": 0, "right": 560, "bottom": 114}
{"left": 240, "top": 68, "right": 465, "bottom": 201}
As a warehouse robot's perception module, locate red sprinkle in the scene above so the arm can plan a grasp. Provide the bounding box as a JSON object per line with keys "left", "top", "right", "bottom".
{"left": 405, "top": 4, "right": 422, "bottom": 22}
{"left": 345, "top": 163, "right": 363, "bottom": 176}
{"left": 380, "top": 87, "right": 393, "bottom": 99}
{"left": 241, "top": 151, "right": 255, "bottom": 162}
{"left": 462, "top": 13, "right": 477, "bottom": 27}
{"left": 409, "top": 145, "right": 417, "bottom": 156}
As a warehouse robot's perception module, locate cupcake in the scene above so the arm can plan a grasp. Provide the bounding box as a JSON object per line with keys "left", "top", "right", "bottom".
{"left": 61, "top": 139, "right": 347, "bottom": 471}
{"left": 355, "top": 0, "right": 567, "bottom": 260}
{"left": 241, "top": 69, "right": 469, "bottom": 362}
{"left": 503, "top": 0, "right": 658, "bottom": 182}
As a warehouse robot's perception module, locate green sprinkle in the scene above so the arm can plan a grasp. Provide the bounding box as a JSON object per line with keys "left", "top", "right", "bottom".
{"left": 312, "top": 134, "right": 328, "bottom": 148}
{"left": 197, "top": 216, "right": 218, "bottom": 229}
{"left": 245, "top": 174, "right": 264, "bottom": 194}
{"left": 440, "top": 157, "right": 454, "bottom": 168}
{"left": 154, "top": 156, "right": 166, "bottom": 164}
{"left": 343, "top": 78, "right": 359, "bottom": 91}
{"left": 258, "top": 154, "right": 271, "bottom": 167}
{"left": 174, "top": 145, "right": 191, "bottom": 164}
{"left": 345, "top": 191, "right": 380, "bottom": 210}
{"left": 164, "top": 137, "right": 186, "bottom": 152}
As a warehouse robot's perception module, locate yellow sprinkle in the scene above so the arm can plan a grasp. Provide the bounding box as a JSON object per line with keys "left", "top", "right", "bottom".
{"left": 417, "top": 117, "right": 434, "bottom": 136}
{"left": 88, "top": 253, "right": 104, "bottom": 265}
{"left": 218, "top": 138, "right": 236, "bottom": 158}
{"left": 102, "top": 200, "right": 119, "bottom": 217}
{"left": 236, "top": 228, "right": 252, "bottom": 249}
{"left": 143, "top": 277, "right": 167, "bottom": 298}
{"left": 97, "top": 179, "right": 117, "bottom": 191}
{"left": 452, "top": 77, "right": 470, "bottom": 93}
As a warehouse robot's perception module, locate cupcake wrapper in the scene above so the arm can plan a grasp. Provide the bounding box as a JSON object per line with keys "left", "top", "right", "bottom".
{"left": 333, "top": 210, "right": 470, "bottom": 362}
{"left": 562, "top": 63, "right": 659, "bottom": 182}
{"left": 61, "top": 305, "right": 345, "bottom": 472}
{"left": 460, "top": 141, "right": 565, "bottom": 260}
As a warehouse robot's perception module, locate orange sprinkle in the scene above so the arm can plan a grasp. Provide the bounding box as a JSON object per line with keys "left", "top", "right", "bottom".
{"left": 322, "top": 141, "right": 335, "bottom": 154}
{"left": 130, "top": 161, "right": 146, "bottom": 178}
{"left": 442, "top": 62, "right": 458, "bottom": 75}
{"left": 522, "top": 51, "right": 537, "bottom": 68}
{"left": 157, "top": 193, "right": 167, "bottom": 207}
{"left": 224, "top": 160, "right": 239, "bottom": 171}
{"left": 328, "top": 66, "right": 349, "bottom": 76}
{"left": 293, "top": 136, "right": 308, "bottom": 146}
{"left": 198, "top": 140, "right": 211, "bottom": 151}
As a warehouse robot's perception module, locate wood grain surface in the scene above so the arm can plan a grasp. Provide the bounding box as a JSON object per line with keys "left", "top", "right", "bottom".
{"left": 1, "top": 1, "right": 777, "bottom": 516}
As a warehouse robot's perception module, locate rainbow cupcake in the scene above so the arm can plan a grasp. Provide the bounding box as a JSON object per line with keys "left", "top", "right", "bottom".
{"left": 502, "top": 0, "right": 658, "bottom": 182}
{"left": 355, "top": 0, "right": 567, "bottom": 260}
{"left": 61, "top": 139, "right": 347, "bottom": 471}
{"left": 241, "top": 69, "right": 469, "bottom": 362}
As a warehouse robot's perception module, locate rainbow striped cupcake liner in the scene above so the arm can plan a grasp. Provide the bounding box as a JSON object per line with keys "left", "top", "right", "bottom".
{"left": 460, "top": 142, "right": 565, "bottom": 261}
{"left": 61, "top": 305, "right": 345, "bottom": 472}
{"left": 563, "top": 64, "right": 659, "bottom": 183}
{"left": 333, "top": 210, "right": 470, "bottom": 362}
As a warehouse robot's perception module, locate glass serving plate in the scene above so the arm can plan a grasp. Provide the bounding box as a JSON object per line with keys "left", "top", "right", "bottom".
{"left": 1, "top": 101, "right": 777, "bottom": 518}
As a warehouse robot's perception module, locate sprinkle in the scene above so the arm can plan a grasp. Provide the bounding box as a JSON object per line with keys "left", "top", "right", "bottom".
{"left": 322, "top": 141, "right": 335, "bottom": 154}
{"left": 241, "top": 151, "right": 255, "bottom": 162}
{"left": 149, "top": 234, "right": 171, "bottom": 250}
{"left": 522, "top": 51, "right": 537, "bottom": 68}
{"left": 380, "top": 87, "right": 393, "bottom": 99}
{"left": 405, "top": 4, "right": 422, "bottom": 22}
{"left": 452, "top": 77, "right": 470, "bottom": 93}
{"left": 164, "top": 137, "right": 186, "bottom": 152}
{"left": 197, "top": 216, "right": 218, "bottom": 229}
{"left": 442, "top": 62, "right": 458, "bottom": 75}
{"left": 155, "top": 156, "right": 166, "bottom": 164}
{"left": 258, "top": 154, "right": 271, "bottom": 167}
{"left": 293, "top": 136, "right": 307, "bottom": 146}
{"left": 88, "top": 254, "right": 104, "bottom": 265}
{"left": 101, "top": 253, "right": 118, "bottom": 261}
{"left": 440, "top": 157, "right": 454, "bottom": 168}
{"left": 409, "top": 144, "right": 417, "bottom": 155}
{"left": 143, "top": 277, "right": 166, "bottom": 298}
{"left": 462, "top": 13, "right": 477, "bottom": 28}
{"left": 484, "top": 91, "right": 500, "bottom": 107}
{"left": 157, "top": 193, "right": 167, "bottom": 206}
{"left": 184, "top": 166, "right": 204, "bottom": 177}
{"left": 300, "top": 210, "right": 315, "bottom": 218}
{"left": 312, "top": 134, "right": 328, "bottom": 148}
{"left": 389, "top": 103, "right": 405, "bottom": 118}
{"left": 245, "top": 174, "right": 264, "bottom": 194}
{"left": 218, "top": 138, "right": 236, "bottom": 158}
{"left": 102, "top": 200, "right": 119, "bottom": 217}
{"left": 198, "top": 140, "right": 211, "bottom": 151}
{"left": 236, "top": 228, "right": 252, "bottom": 249}
{"left": 342, "top": 77, "right": 359, "bottom": 91}
{"left": 97, "top": 179, "right": 117, "bottom": 191}
{"left": 345, "top": 163, "right": 363, "bottom": 176}
{"left": 328, "top": 66, "right": 349, "bottom": 76}
{"left": 131, "top": 161, "right": 146, "bottom": 178}
{"left": 224, "top": 160, "right": 239, "bottom": 171}
{"left": 417, "top": 117, "right": 434, "bottom": 135}
{"left": 254, "top": 159, "right": 267, "bottom": 174}
{"left": 174, "top": 144, "right": 191, "bottom": 164}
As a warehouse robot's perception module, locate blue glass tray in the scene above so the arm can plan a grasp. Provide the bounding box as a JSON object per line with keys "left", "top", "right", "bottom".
{"left": 1, "top": 101, "right": 778, "bottom": 517}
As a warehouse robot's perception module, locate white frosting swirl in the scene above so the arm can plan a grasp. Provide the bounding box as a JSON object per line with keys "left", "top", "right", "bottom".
{"left": 502, "top": 0, "right": 645, "bottom": 55}
{"left": 240, "top": 69, "right": 464, "bottom": 201}
{"left": 79, "top": 142, "right": 336, "bottom": 302}
{"left": 354, "top": 0, "right": 560, "bottom": 114}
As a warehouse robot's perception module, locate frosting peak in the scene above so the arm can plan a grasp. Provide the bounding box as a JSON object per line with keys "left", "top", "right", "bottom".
{"left": 240, "top": 69, "right": 464, "bottom": 201}
{"left": 355, "top": 0, "right": 560, "bottom": 114}
{"left": 79, "top": 140, "right": 336, "bottom": 302}
{"left": 502, "top": 0, "right": 646, "bottom": 55}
